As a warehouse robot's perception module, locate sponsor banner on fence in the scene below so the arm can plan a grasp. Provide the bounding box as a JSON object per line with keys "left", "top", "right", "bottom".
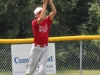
{"left": 11, "top": 43, "right": 56, "bottom": 75}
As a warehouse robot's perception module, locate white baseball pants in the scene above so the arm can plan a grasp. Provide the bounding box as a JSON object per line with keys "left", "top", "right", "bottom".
{"left": 26, "top": 44, "right": 49, "bottom": 75}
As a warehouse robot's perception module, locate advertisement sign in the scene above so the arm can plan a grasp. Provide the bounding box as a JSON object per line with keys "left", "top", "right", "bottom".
{"left": 11, "top": 43, "right": 56, "bottom": 75}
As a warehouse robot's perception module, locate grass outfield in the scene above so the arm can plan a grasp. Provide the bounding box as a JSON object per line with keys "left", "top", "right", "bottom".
{"left": 48, "top": 70, "right": 100, "bottom": 75}
{"left": 0, "top": 70, "right": 100, "bottom": 75}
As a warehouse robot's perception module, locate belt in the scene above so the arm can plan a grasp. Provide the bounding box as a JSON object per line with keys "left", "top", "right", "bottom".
{"left": 34, "top": 44, "right": 48, "bottom": 47}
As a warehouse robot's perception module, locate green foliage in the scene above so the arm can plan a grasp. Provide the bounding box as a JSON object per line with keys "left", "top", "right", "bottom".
{"left": 56, "top": 41, "right": 80, "bottom": 69}
{"left": 0, "top": 0, "right": 36, "bottom": 38}
{"left": 88, "top": 4, "right": 100, "bottom": 34}
{"left": 55, "top": 41, "right": 100, "bottom": 70}
{"left": 0, "top": 0, "right": 100, "bottom": 38}
{"left": 50, "top": 0, "right": 93, "bottom": 36}
{"left": 0, "top": 44, "right": 11, "bottom": 71}
{"left": 82, "top": 41, "right": 100, "bottom": 69}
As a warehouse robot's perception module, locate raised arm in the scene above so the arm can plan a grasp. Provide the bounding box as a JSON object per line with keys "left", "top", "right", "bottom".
{"left": 49, "top": 0, "right": 57, "bottom": 20}
{"left": 37, "top": 0, "right": 48, "bottom": 24}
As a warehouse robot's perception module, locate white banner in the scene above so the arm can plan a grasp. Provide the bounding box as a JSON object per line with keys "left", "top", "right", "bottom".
{"left": 11, "top": 43, "right": 56, "bottom": 75}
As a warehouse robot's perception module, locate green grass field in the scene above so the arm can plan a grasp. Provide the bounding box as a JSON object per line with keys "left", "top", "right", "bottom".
{"left": 48, "top": 70, "right": 100, "bottom": 75}
{"left": 0, "top": 70, "right": 100, "bottom": 75}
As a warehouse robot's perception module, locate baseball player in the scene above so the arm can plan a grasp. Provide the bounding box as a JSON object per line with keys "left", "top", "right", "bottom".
{"left": 26, "top": 0, "right": 57, "bottom": 75}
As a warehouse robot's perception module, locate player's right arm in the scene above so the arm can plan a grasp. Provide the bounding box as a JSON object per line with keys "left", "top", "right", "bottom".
{"left": 37, "top": 0, "right": 48, "bottom": 24}
{"left": 48, "top": 0, "right": 57, "bottom": 20}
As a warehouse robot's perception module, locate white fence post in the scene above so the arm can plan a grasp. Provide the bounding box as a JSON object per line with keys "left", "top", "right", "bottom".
{"left": 80, "top": 41, "right": 83, "bottom": 75}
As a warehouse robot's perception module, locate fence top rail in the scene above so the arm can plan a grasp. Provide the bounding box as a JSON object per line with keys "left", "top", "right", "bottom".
{"left": 0, "top": 35, "right": 100, "bottom": 44}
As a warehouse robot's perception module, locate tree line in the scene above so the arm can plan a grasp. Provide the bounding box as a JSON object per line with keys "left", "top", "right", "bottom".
{"left": 0, "top": 0, "right": 100, "bottom": 38}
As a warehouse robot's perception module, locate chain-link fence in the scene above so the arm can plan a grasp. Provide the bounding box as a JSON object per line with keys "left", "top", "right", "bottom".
{"left": 0, "top": 40, "right": 100, "bottom": 75}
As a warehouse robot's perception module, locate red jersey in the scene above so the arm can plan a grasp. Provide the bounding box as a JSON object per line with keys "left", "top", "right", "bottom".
{"left": 32, "top": 16, "right": 53, "bottom": 45}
